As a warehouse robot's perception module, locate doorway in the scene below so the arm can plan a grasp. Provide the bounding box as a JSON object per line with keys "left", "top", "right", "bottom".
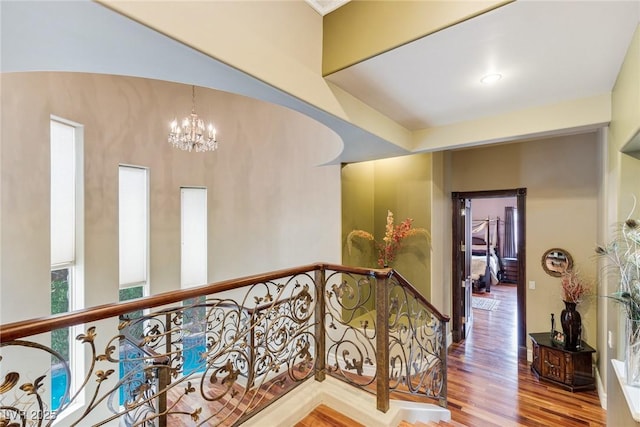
{"left": 451, "top": 189, "right": 527, "bottom": 355}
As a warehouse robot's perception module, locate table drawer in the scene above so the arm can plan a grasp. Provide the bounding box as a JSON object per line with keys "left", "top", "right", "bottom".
{"left": 541, "top": 347, "right": 567, "bottom": 383}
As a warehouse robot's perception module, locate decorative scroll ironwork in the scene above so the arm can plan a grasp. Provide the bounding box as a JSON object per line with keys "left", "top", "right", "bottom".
{"left": 387, "top": 276, "right": 447, "bottom": 406}
{"left": 321, "top": 270, "right": 447, "bottom": 408}
{"left": 324, "top": 271, "right": 377, "bottom": 388}
{"left": 0, "top": 265, "right": 448, "bottom": 426}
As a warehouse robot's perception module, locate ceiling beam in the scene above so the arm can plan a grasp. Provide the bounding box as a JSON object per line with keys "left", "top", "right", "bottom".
{"left": 322, "top": 0, "right": 512, "bottom": 76}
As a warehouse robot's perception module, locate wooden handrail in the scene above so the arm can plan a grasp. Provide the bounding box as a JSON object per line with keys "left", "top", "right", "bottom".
{"left": 0, "top": 263, "right": 449, "bottom": 342}
{"left": 389, "top": 269, "right": 451, "bottom": 323}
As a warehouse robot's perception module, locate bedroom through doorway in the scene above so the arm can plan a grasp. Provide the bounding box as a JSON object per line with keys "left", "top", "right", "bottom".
{"left": 451, "top": 189, "right": 527, "bottom": 356}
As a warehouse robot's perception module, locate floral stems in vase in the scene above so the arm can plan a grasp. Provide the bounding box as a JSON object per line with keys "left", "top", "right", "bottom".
{"left": 347, "top": 210, "right": 430, "bottom": 268}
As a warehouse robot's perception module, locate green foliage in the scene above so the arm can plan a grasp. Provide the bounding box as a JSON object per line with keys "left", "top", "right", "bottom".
{"left": 119, "top": 286, "right": 145, "bottom": 340}
{"left": 51, "top": 277, "right": 69, "bottom": 362}
{"left": 119, "top": 286, "right": 143, "bottom": 302}
{"left": 51, "top": 277, "right": 69, "bottom": 315}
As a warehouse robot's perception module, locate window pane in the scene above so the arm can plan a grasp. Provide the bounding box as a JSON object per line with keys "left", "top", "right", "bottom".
{"left": 51, "top": 121, "right": 75, "bottom": 265}
{"left": 119, "top": 285, "right": 145, "bottom": 406}
{"left": 119, "top": 166, "right": 148, "bottom": 287}
{"left": 119, "top": 286, "right": 144, "bottom": 302}
{"left": 51, "top": 268, "right": 70, "bottom": 316}
{"left": 119, "top": 286, "right": 144, "bottom": 335}
{"left": 50, "top": 117, "right": 83, "bottom": 412}
{"left": 181, "top": 188, "right": 207, "bottom": 288}
{"left": 183, "top": 296, "right": 207, "bottom": 374}
{"left": 50, "top": 268, "right": 70, "bottom": 411}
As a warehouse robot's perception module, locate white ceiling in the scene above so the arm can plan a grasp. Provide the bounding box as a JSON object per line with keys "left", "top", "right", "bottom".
{"left": 326, "top": 0, "right": 640, "bottom": 131}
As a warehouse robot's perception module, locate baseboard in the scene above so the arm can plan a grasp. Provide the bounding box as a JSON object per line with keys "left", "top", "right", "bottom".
{"left": 595, "top": 365, "right": 607, "bottom": 410}
{"left": 447, "top": 332, "right": 453, "bottom": 348}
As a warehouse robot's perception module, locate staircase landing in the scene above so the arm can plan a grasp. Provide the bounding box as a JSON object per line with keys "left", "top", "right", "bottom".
{"left": 242, "top": 376, "right": 450, "bottom": 427}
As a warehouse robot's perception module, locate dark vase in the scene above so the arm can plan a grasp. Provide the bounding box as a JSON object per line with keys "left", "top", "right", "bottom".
{"left": 560, "top": 301, "right": 582, "bottom": 350}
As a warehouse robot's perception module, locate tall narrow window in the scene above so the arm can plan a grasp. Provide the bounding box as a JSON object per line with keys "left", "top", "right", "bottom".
{"left": 50, "top": 118, "right": 84, "bottom": 411}
{"left": 181, "top": 187, "right": 208, "bottom": 288}
{"left": 118, "top": 165, "right": 149, "bottom": 405}
{"left": 119, "top": 166, "right": 149, "bottom": 290}
{"left": 180, "top": 187, "right": 208, "bottom": 374}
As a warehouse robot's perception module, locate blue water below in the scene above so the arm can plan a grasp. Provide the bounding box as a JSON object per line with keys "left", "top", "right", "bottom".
{"left": 50, "top": 334, "right": 207, "bottom": 410}
{"left": 183, "top": 334, "right": 207, "bottom": 374}
{"left": 51, "top": 365, "right": 68, "bottom": 411}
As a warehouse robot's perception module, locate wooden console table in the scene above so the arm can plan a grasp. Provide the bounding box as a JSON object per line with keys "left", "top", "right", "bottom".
{"left": 530, "top": 332, "right": 596, "bottom": 392}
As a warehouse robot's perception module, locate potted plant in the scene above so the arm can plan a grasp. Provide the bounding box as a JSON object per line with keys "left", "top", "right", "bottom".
{"left": 596, "top": 215, "right": 640, "bottom": 385}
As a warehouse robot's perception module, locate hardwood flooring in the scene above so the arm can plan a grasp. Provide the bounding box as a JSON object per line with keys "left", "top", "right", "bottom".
{"left": 294, "top": 404, "right": 364, "bottom": 427}
{"left": 444, "top": 284, "right": 605, "bottom": 426}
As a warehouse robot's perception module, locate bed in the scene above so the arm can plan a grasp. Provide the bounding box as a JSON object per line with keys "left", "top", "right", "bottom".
{"left": 470, "top": 217, "right": 504, "bottom": 293}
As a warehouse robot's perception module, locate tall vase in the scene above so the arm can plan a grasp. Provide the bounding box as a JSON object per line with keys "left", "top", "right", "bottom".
{"left": 626, "top": 318, "right": 640, "bottom": 387}
{"left": 560, "top": 301, "right": 581, "bottom": 350}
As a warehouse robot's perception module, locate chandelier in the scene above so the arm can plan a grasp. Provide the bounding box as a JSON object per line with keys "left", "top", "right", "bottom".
{"left": 168, "top": 85, "right": 218, "bottom": 152}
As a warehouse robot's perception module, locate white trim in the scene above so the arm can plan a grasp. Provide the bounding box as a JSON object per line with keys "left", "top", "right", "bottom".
{"left": 595, "top": 364, "right": 607, "bottom": 410}
{"left": 242, "top": 376, "right": 450, "bottom": 427}
{"left": 612, "top": 359, "right": 640, "bottom": 421}
{"left": 49, "top": 115, "right": 86, "bottom": 418}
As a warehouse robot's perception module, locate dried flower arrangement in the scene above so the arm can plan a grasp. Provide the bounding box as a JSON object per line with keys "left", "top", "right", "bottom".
{"left": 560, "top": 269, "right": 591, "bottom": 304}
{"left": 347, "top": 210, "right": 430, "bottom": 268}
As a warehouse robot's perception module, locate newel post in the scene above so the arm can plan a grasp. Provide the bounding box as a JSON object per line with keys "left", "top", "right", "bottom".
{"left": 439, "top": 320, "right": 449, "bottom": 408}
{"left": 155, "top": 361, "right": 170, "bottom": 427}
{"left": 375, "top": 273, "right": 390, "bottom": 412}
{"left": 156, "top": 311, "right": 174, "bottom": 426}
{"left": 314, "top": 268, "right": 326, "bottom": 382}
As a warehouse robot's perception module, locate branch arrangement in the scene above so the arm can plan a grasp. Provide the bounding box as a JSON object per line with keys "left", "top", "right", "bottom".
{"left": 347, "top": 210, "right": 430, "bottom": 268}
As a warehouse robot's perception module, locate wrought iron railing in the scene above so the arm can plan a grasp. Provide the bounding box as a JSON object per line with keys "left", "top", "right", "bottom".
{"left": 0, "top": 264, "right": 449, "bottom": 426}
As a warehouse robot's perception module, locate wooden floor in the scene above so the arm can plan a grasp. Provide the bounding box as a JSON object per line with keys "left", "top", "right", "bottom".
{"left": 444, "top": 284, "right": 605, "bottom": 426}
{"left": 294, "top": 404, "right": 364, "bottom": 427}
{"left": 300, "top": 284, "right": 606, "bottom": 426}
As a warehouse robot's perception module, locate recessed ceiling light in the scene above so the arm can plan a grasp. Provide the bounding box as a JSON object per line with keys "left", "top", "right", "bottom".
{"left": 480, "top": 73, "right": 502, "bottom": 85}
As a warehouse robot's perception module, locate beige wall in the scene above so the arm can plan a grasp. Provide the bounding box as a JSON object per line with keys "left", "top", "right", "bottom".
{"left": 341, "top": 162, "right": 376, "bottom": 268}
{"left": 341, "top": 153, "right": 433, "bottom": 301}
{"left": 605, "top": 23, "right": 640, "bottom": 420}
{"left": 611, "top": 25, "right": 640, "bottom": 157}
{"left": 430, "top": 151, "right": 452, "bottom": 328}
{"left": 451, "top": 133, "right": 600, "bottom": 349}
{"left": 0, "top": 72, "right": 342, "bottom": 324}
